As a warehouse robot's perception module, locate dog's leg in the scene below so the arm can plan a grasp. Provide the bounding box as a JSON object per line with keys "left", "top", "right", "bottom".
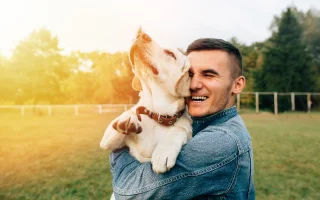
{"left": 100, "top": 122, "right": 126, "bottom": 150}
{"left": 100, "top": 109, "right": 142, "bottom": 150}
{"left": 110, "top": 192, "right": 115, "bottom": 200}
{"left": 151, "top": 127, "right": 190, "bottom": 174}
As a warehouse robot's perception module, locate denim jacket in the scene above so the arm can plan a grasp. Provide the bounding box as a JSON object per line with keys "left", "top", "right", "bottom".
{"left": 109, "top": 106, "right": 255, "bottom": 200}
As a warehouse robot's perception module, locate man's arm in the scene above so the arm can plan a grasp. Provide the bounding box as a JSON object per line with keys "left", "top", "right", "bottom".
{"left": 110, "top": 129, "right": 239, "bottom": 199}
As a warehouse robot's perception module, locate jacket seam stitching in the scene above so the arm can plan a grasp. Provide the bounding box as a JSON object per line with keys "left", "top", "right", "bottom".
{"left": 247, "top": 151, "right": 253, "bottom": 200}
{"left": 192, "top": 107, "right": 237, "bottom": 124}
{"left": 207, "top": 127, "right": 245, "bottom": 155}
{"left": 226, "top": 154, "right": 240, "bottom": 194}
{"left": 113, "top": 153, "right": 238, "bottom": 195}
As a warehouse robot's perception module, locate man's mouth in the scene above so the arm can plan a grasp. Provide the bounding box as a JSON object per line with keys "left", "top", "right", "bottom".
{"left": 191, "top": 96, "right": 208, "bottom": 102}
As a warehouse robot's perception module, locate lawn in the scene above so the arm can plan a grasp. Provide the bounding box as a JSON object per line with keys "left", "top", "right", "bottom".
{"left": 0, "top": 112, "right": 319, "bottom": 200}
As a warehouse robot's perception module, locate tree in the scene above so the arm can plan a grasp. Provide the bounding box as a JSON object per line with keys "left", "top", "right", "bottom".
{"left": 59, "top": 52, "right": 94, "bottom": 103}
{"left": 270, "top": 7, "right": 320, "bottom": 91}
{"left": 60, "top": 51, "right": 139, "bottom": 104}
{"left": 302, "top": 9, "right": 320, "bottom": 91}
{"left": 229, "top": 38, "right": 264, "bottom": 108}
{"left": 229, "top": 38, "right": 263, "bottom": 92}
{"left": 10, "top": 28, "right": 66, "bottom": 104}
{"left": 91, "top": 51, "right": 138, "bottom": 104}
{"left": 0, "top": 53, "right": 12, "bottom": 103}
{"left": 255, "top": 7, "right": 315, "bottom": 111}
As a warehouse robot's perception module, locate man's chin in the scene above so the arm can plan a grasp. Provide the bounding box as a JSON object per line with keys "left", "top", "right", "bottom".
{"left": 187, "top": 108, "right": 207, "bottom": 118}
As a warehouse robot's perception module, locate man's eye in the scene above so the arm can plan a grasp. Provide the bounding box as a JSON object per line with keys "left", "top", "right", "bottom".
{"left": 164, "top": 50, "right": 176, "bottom": 60}
{"left": 204, "top": 73, "right": 215, "bottom": 77}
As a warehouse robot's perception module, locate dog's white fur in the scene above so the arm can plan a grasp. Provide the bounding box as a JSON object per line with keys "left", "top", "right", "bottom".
{"left": 100, "top": 31, "right": 192, "bottom": 174}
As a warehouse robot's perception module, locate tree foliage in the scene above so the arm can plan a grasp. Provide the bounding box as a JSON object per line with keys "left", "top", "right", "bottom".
{"left": 269, "top": 7, "right": 320, "bottom": 91}
{"left": 256, "top": 8, "right": 315, "bottom": 92}
{"left": 229, "top": 37, "right": 263, "bottom": 92}
{"left": 0, "top": 28, "right": 138, "bottom": 105}
{"left": 0, "top": 7, "right": 319, "bottom": 110}
{"left": 255, "top": 7, "right": 316, "bottom": 111}
{"left": 8, "top": 28, "right": 66, "bottom": 104}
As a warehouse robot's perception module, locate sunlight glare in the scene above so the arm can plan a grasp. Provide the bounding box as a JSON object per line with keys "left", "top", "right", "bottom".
{"left": 0, "top": 0, "right": 49, "bottom": 57}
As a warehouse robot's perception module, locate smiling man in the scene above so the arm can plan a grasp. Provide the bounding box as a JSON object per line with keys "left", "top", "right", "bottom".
{"left": 108, "top": 38, "right": 255, "bottom": 200}
{"left": 187, "top": 49, "right": 241, "bottom": 117}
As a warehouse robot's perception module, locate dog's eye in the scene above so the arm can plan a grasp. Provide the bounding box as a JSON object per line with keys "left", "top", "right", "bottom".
{"left": 164, "top": 50, "right": 176, "bottom": 60}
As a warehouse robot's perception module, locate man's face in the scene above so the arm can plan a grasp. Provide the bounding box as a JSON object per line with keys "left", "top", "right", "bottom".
{"left": 186, "top": 50, "right": 235, "bottom": 117}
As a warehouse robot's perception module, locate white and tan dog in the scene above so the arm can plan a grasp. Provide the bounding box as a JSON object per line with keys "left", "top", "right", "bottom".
{"left": 100, "top": 31, "right": 192, "bottom": 174}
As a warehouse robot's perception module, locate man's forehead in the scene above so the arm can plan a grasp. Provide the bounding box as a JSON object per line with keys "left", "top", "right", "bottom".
{"left": 188, "top": 58, "right": 222, "bottom": 72}
{"left": 189, "top": 65, "right": 220, "bottom": 74}
{"left": 188, "top": 50, "right": 231, "bottom": 72}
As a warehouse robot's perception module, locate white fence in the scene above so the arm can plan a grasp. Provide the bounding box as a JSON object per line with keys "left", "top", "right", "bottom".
{"left": 0, "top": 92, "right": 320, "bottom": 116}
{"left": 0, "top": 104, "right": 135, "bottom": 116}
{"left": 237, "top": 92, "right": 320, "bottom": 114}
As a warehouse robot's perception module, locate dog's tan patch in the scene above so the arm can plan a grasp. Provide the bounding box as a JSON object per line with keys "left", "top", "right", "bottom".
{"left": 132, "top": 76, "right": 142, "bottom": 91}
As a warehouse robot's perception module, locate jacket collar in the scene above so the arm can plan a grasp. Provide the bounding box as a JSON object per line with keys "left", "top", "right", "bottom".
{"left": 191, "top": 106, "right": 238, "bottom": 136}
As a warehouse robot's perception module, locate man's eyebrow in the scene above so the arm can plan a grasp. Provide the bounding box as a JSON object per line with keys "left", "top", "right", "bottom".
{"left": 202, "top": 69, "right": 220, "bottom": 76}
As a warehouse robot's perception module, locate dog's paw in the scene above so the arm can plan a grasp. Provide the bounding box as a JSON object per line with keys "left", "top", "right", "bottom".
{"left": 112, "top": 113, "right": 142, "bottom": 135}
{"left": 151, "top": 143, "right": 180, "bottom": 174}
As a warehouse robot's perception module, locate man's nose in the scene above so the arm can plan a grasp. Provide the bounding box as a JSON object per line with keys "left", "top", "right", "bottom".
{"left": 136, "top": 32, "right": 152, "bottom": 42}
{"left": 190, "top": 74, "right": 203, "bottom": 91}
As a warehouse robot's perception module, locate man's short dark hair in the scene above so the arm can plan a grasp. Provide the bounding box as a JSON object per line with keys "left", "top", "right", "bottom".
{"left": 186, "top": 38, "right": 243, "bottom": 79}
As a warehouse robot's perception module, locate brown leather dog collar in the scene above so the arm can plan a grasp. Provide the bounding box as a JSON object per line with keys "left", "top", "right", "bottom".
{"left": 136, "top": 106, "right": 185, "bottom": 126}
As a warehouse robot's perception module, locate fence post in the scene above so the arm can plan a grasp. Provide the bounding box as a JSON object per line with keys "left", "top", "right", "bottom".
{"left": 291, "top": 92, "right": 295, "bottom": 111}
{"left": 237, "top": 94, "right": 240, "bottom": 110}
{"left": 274, "top": 92, "right": 278, "bottom": 115}
{"left": 98, "top": 105, "right": 102, "bottom": 115}
{"left": 255, "top": 92, "right": 259, "bottom": 113}
{"left": 48, "top": 106, "right": 52, "bottom": 116}
{"left": 307, "top": 93, "right": 311, "bottom": 113}
{"left": 21, "top": 106, "right": 25, "bottom": 116}
{"left": 75, "top": 105, "right": 79, "bottom": 116}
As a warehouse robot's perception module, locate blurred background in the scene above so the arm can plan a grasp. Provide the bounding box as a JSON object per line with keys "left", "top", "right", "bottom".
{"left": 0, "top": 0, "right": 319, "bottom": 199}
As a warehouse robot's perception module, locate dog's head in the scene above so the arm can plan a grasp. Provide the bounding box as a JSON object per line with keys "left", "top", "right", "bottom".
{"left": 129, "top": 30, "right": 190, "bottom": 97}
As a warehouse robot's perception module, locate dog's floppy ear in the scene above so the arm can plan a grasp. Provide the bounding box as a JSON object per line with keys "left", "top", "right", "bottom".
{"left": 175, "top": 59, "right": 191, "bottom": 96}
{"left": 132, "top": 76, "right": 142, "bottom": 91}
{"left": 175, "top": 73, "right": 190, "bottom": 97}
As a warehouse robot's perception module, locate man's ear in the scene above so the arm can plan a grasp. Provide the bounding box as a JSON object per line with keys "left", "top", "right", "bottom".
{"left": 132, "top": 76, "right": 142, "bottom": 91}
{"left": 232, "top": 76, "right": 246, "bottom": 94}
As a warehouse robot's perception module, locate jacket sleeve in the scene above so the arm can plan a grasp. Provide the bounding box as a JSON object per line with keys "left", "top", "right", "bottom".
{"left": 110, "top": 129, "right": 239, "bottom": 200}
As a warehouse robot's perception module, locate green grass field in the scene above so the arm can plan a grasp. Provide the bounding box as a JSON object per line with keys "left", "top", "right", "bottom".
{"left": 0, "top": 112, "right": 319, "bottom": 200}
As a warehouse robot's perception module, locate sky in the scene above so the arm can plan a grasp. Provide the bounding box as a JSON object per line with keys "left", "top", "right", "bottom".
{"left": 0, "top": 0, "right": 319, "bottom": 57}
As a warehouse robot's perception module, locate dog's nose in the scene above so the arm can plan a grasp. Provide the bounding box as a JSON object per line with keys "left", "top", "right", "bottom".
{"left": 137, "top": 32, "right": 152, "bottom": 42}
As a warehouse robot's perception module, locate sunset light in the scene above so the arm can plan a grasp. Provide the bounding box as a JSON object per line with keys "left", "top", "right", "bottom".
{"left": 1, "top": 1, "right": 320, "bottom": 199}
{"left": 2, "top": 0, "right": 318, "bottom": 58}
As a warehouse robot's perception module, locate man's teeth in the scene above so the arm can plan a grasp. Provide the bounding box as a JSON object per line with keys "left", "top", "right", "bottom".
{"left": 191, "top": 96, "right": 208, "bottom": 101}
